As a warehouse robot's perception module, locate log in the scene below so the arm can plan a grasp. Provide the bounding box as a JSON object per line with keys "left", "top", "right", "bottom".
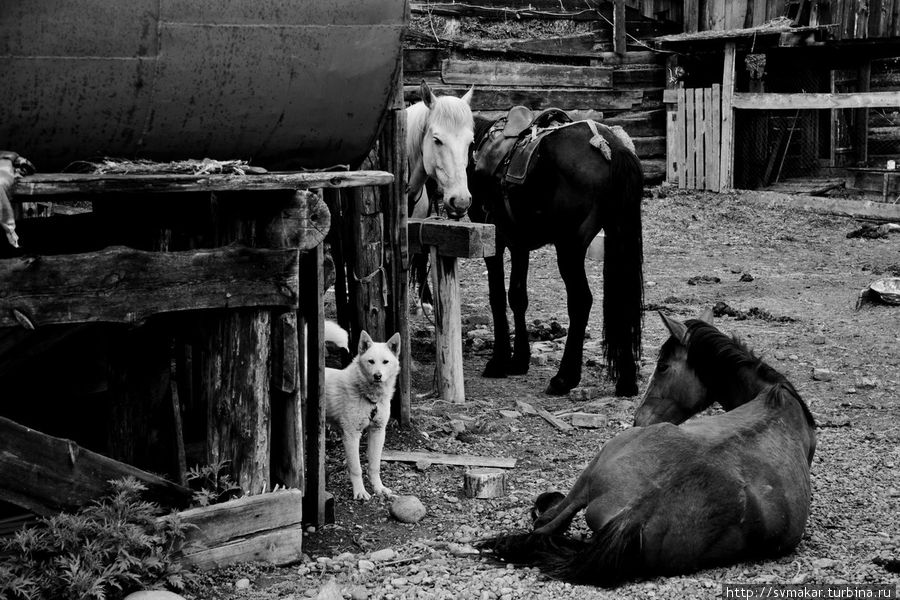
{"left": 381, "top": 450, "right": 517, "bottom": 469}
{"left": 174, "top": 489, "right": 304, "bottom": 570}
{"left": 0, "top": 416, "right": 192, "bottom": 516}
{"left": 408, "top": 218, "right": 496, "bottom": 257}
{"left": 403, "top": 85, "right": 646, "bottom": 112}
{"left": 463, "top": 468, "right": 509, "bottom": 499}
{"left": 430, "top": 247, "right": 464, "bottom": 404}
{"left": 12, "top": 171, "right": 394, "bottom": 197}
{"left": 442, "top": 59, "right": 613, "bottom": 88}
{"left": 536, "top": 407, "right": 573, "bottom": 431}
{"left": 0, "top": 245, "right": 299, "bottom": 328}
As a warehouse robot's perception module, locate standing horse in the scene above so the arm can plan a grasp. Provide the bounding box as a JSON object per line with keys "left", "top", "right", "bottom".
{"left": 478, "top": 313, "right": 816, "bottom": 586}
{"left": 408, "top": 87, "right": 644, "bottom": 396}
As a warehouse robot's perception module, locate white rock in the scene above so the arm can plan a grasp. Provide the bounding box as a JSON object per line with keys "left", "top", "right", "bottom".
{"left": 124, "top": 592, "right": 187, "bottom": 600}
{"left": 235, "top": 578, "right": 251, "bottom": 590}
{"left": 369, "top": 548, "right": 396, "bottom": 562}
{"left": 358, "top": 559, "right": 376, "bottom": 571}
{"left": 315, "top": 579, "right": 342, "bottom": 600}
{"left": 390, "top": 495, "right": 427, "bottom": 524}
{"left": 812, "top": 368, "right": 833, "bottom": 381}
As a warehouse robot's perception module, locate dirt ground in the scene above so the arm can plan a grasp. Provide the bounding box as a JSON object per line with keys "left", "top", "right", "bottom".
{"left": 192, "top": 187, "right": 900, "bottom": 599}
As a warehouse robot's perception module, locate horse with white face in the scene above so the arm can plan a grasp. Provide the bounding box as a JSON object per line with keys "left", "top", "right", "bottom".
{"left": 406, "top": 81, "right": 474, "bottom": 220}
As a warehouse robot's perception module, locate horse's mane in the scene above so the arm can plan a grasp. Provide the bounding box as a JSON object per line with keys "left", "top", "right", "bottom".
{"left": 474, "top": 115, "right": 496, "bottom": 146}
{"left": 684, "top": 320, "right": 816, "bottom": 429}
{"left": 406, "top": 101, "right": 428, "bottom": 167}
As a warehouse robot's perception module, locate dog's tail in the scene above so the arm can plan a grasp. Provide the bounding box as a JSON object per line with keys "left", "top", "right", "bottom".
{"left": 324, "top": 320, "right": 349, "bottom": 351}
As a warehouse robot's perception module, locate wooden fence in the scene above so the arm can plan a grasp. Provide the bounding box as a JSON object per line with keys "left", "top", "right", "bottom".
{"left": 670, "top": 84, "right": 726, "bottom": 191}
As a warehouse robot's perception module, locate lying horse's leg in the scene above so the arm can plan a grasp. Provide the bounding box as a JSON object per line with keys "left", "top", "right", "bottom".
{"left": 508, "top": 248, "right": 531, "bottom": 374}
{"left": 547, "top": 240, "right": 591, "bottom": 395}
{"left": 483, "top": 245, "right": 511, "bottom": 378}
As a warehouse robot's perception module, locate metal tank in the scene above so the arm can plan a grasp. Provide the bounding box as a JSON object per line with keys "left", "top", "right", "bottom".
{"left": 0, "top": 0, "right": 406, "bottom": 171}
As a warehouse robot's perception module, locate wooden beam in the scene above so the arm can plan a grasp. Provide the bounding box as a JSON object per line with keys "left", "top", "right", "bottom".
{"left": 720, "top": 43, "right": 737, "bottom": 191}
{"left": 12, "top": 171, "right": 394, "bottom": 197}
{"left": 408, "top": 219, "right": 496, "bottom": 257}
{"left": 614, "top": 0, "right": 627, "bottom": 56}
{"left": 403, "top": 85, "right": 648, "bottom": 112}
{"left": 442, "top": 59, "right": 612, "bottom": 89}
{"left": 0, "top": 416, "right": 192, "bottom": 516}
{"left": 0, "top": 245, "right": 298, "bottom": 328}
{"left": 747, "top": 190, "right": 900, "bottom": 221}
{"left": 381, "top": 450, "right": 517, "bottom": 469}
{"left": 175, "top": 489, "right": 304, "bottom": 570}
{"left": 410, "top": 3, "right": 609, "bottom": 20}
{"left": 732, "top": 90, "right": 900, "bottom": 110}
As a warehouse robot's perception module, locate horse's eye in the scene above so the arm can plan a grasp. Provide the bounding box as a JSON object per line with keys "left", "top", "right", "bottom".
{"left": 433, "top": 137, "right": 443, "bottom": 146}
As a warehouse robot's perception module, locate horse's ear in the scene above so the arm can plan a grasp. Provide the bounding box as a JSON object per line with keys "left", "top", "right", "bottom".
{"left": 461, "top": 85, "right": 474, "bottom": 106}
{"left": 697, "top": 307, "right": 714, "bottom": 324}
{"left": 658, "top": 311, "right": 689, "bottom": 345}
{"left": 420, "top": 80, "right": 435, "bottom": 109}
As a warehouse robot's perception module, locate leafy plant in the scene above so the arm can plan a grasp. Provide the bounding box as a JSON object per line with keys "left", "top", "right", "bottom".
{"left": 186, "top": 460, "right": 242, "bottom": 507}
{"left": 0, "top": 478, "right": 194, "bottom": 600}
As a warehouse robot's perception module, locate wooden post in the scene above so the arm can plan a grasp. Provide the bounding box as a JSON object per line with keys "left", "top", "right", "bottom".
{"left": 300, "top": 243, "right": 326, "bottom": 527}
{"left": 719, "top": 43, "right": 737, "bottom": 191}
{"left": 349, "top": 184, "right": 387, "bottom": 344}
{"left": 613, "top": 0, "right": 627, "bottom": 56}
{"left": 430, "top": 247, "right": 464, "bottom": 404}
{"left": 378, "top": 89, "right": 411, "bottom": 425}
{"left": 665, "top": 55, "right": 680, "bottom": 185}
{"left": 855, "top": 60, "right": 872, "bottom": 166}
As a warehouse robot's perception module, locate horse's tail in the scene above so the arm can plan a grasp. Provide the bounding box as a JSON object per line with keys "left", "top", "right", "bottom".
{"left": 602, "top": 143, "right": 644, "bottom": 396}
{"left": 477, "top": 509, "right": 644, "bottom": 587}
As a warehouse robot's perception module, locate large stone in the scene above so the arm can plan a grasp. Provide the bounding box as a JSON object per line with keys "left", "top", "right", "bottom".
{"left": 124, "top": 593, "right": 186, "bottom": 600}
{"left": 390, "top": 495, "right": 427, "bottom": 524}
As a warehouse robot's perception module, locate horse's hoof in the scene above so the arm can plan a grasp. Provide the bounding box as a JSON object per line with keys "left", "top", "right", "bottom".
{"left": 545, "top": 376, "right": 574, "bottom": 396}
{"left": 482, "top": 359, "right": 508, "bottom": 379}
{"left": 615, "top": 380, "right": 639, "bottom": 397}
{"left": 508, "top": 356, "right": 530, "bottom": 375}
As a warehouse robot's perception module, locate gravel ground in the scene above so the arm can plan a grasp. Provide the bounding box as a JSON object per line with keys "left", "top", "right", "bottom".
{"left": 187, "top": 187, "right": 900, "bottom": 599}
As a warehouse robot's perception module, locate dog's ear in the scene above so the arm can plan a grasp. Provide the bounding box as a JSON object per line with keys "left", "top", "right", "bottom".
{"left": 358, "top": 330, "right": 373, "bottom": 355}
{"left": 387, "top": 332, "right": 401, "bottom": 357}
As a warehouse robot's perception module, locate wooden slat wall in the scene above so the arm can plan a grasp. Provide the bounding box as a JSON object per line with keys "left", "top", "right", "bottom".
{"left": 670, "top": 84, "right": 725, "bottom": 191}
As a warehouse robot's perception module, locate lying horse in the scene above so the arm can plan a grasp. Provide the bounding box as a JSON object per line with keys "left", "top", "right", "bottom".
{"left": 478, "top": 312, "right": 816, "bottom": 586}
{"left": 408, "top": 88, "right": 644, "bottom": 396}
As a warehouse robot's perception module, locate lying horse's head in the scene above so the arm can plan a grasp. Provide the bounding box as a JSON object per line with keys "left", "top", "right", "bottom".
{"left": 413, "top": 81, "right": 474, "bottom": 219}
{"left": 634, "top": 310, "right": 714, "bottom": 426}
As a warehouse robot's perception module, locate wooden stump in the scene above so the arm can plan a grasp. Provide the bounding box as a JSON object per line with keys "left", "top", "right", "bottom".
{"left": 463, "top": 467, "right": 508, "bottom": 499}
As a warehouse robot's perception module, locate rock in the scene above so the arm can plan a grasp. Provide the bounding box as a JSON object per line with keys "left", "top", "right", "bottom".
{"left": 390, "top": 495, "right": 427, "bottom": 524}
{"left": 530, "top": 354, "right": 548, "bottom": 366}
{"left": 235, "top": 578, "right": 251, "bottom": 590}
{"left": 315, "top": 579, "right": 342, "bottom": 600}
{"left": 369, "top": 548, "right": 396, "bottom": 562}
{"left": 358, "top": 559, "right": 375, "bottom": 571}
{"left": 348, "top": 585, "right": 369, "bottom": 600}
{"left": 812, "top": 558, "right": 837, "bottom": 569}
{"left": 124, "top": 592, "right": 187, "bottom": 600}
{"left": 498, "top": 409, "right": 521, "bottom": 419}
{"left": 856, "top": 376, "right": 878, "bottom": 390}
{"left": 448, "top": 419, "right": 467, "bottom": 433}
{"left": 570, "top": 412, "right": 606, "bottom": 428}
{"left": 568, "top": 387, "right": 598, "bottom": 401}
{"left": 390, "top": 578, "right": 408, "bottom": 587}
{"left": 812, "top": 334, "right": 827, "bottom": 345}
{"left": 515, "top": 400, "right": 538, "bottom": 415}
{"left": 415, "top": 459, "right": 433, "bottom": 471}
{"left": 812, "top": 368, "right": 834, "bottom": 381}
{"left": 739, "top": 273, "right": 754, "bottom": 282}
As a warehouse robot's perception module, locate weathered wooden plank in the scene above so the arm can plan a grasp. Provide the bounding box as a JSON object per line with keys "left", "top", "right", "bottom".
{"left": 709, "top": 84, "right": 722, "bottom": 191}
{"left": 176, "top": 491, "right": 305, "bottom": 569}
{"left": 381, "top": 450, "right": 517, "bottom": 469}
{"left": 404, "top": 48, "right": 447, "bottom": 74}
{"left": 731, "top": 90, "right": 900, "bottom": 110}
{"left": 748, "top": 190, "right": 900, "bottom": 221}
{"left": 695, "top": 87, "right": 706, "bottom": 189}
{"left": 430, "top": 247, "right": 464, "bottom": 404}
{"left": 685, "top": 0, "right": 700, "bottom": 32}
{"left": 614, "top": 0, "right": 626, "bottom": 55}
{"left": 476, "top": 109, "right": 605, "bottom": 124}
{"left": 536, "top": 407, "right": 573, "bottom": 431}
{"left": 411, "top": 2, "right": 608, "bottom": 20}
{"left": 676, "top": 87, "right": 687, "bottom": 188}
{"left": 408, "top": 219, "right": 496, "bottom": 258}
{"left": 666, "top": 104, "right": 677, "bottom": 183}
{"left": 685, "top": 88, "right": 696, "bottom": 189}
{"left": 612, "top": 66, "right": 666, "bottom": 88}
{"left": 0, "top": 416, "right": 192, "bottom": 516}
{"left": 632, "top": 135, "right": 667, "bottom": 157}
{"left": 12, "top": 171, "right": 394, "bottom": 197}
{"left": 0, "top": 245, "right": 298, "bottom": 328}
{"left": 404, "top": 85, "right": 646, "bottom": 111}
{"left": 720, "top": 43, "right": 737, "bottom": 190}
{"left": 602, "top": 109, "right": 666, "bottom": 138}
{"left": 442, "top": 59, "right": 612, "bottom": 89}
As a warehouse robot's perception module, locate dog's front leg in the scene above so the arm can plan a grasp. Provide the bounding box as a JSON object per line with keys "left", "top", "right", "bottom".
{"left": 366, "top": 424, "right": 393, "bottom": 497}
{"left": 341, "top": 428, "right": 370, "bottom": 500}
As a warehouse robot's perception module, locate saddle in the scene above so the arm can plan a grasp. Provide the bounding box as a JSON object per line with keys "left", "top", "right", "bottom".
{"left": 474, "top": 106, "right": 572, "bottom": 185}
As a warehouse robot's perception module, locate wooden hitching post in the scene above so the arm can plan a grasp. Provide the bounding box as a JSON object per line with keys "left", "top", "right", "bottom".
{"left": 300, "top": 243, "right": 326, "bottom": 527}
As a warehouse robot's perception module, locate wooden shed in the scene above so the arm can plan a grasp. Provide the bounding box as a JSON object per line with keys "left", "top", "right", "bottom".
{"left": 0, "top": 0, "right": 409, "bottom": 566}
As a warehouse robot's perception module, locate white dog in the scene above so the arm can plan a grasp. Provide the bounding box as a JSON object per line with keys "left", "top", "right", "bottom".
{"left": 324, "top": 326, "right": 401, "bottom": 500}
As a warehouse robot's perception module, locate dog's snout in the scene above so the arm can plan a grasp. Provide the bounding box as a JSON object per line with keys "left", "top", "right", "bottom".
{"left": 373, "top": 372, "right": 383, "bottom": 381}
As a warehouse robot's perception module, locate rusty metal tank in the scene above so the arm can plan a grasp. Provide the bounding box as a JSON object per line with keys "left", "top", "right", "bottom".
{"left": 0, "top": 1, "right": 406, "bottom": 171}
